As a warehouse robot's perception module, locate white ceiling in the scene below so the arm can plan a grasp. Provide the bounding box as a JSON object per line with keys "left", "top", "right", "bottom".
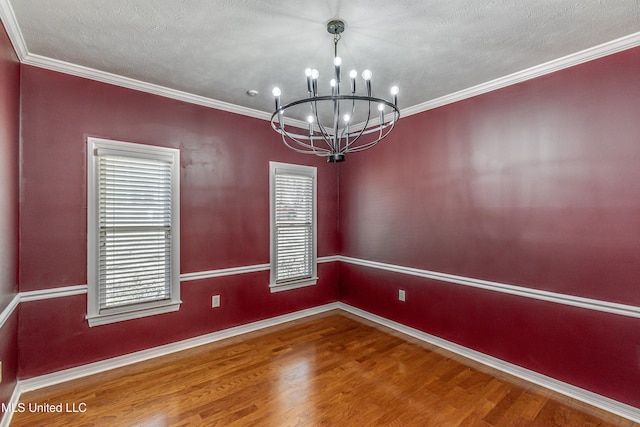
{"left": 3, "top": 0, "right": 640, "bottom": 121}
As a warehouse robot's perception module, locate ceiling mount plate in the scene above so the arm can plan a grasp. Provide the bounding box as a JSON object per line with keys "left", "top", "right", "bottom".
{"left": 327, "top": 19, "right": 345, "bottom": 35}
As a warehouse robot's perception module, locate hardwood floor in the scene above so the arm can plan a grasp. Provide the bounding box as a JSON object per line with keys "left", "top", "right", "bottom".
{"left": 11, "top": 311, "right": 637, "bottom": 426}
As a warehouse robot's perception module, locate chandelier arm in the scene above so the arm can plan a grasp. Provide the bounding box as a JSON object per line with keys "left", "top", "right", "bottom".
{"left": 311, "top": 98, "right": 336, "bottom": 151}
{"left": 333, "top": 97, "right": 340, "bottom": 152}
{"left": 346, "top": 134, "right": 380, "bottom": 153}
{"left": 277, "top": 110, "right": 285, "bottom": 134}
{"left": 271, "top": 114, "right": 327, "bottom": 153}
{"left": 345, "top": 99, "right": 374, "bottom": 150}
{"left": 343, "top": 117, "right": 397, "bottom": 153}
{"left": 344, "top": 117, "right": 397, "bottom": 139}
{"left": 271, "top": 114, "right": 344, "bottom": 156}
{"left": 345, "top": 99, "right": 401, "bottom": 151}
{"left": 342, "top": 124, "right": 350, "bottom": 149}
{"left": 314, "top": 121, "right": 337, "bottom": 152}
{"left": 339, "top": 123, "right": 350, "bottom": 145}
{"left": 279, "top": 129, "right": 331, "bottom": 155}
{"left": 354, "top": 113, "right": 399, "bottom": 137}
{"left": 376, "top": 108, "right": 386, "bottom": 141}
{"left": 338, "top": 97, "right": 358, "bottom": 142}
{"left": 345, "top": 119, "right": 397, "bottom": 153}
{"left": 282, "top": 135, "right": 330, "bottom": 156}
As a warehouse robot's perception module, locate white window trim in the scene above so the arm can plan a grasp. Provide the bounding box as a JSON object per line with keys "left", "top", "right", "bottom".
{"left": 269, "top": 162, "right": 318, "bottom": 292}
{"left": 86, "top": 137, "right": 181, "bottom": 326}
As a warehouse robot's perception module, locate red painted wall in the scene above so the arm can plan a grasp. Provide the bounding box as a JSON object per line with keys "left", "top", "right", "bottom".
{"left": 339, "top": 48, "right": 640, "bottom": 407}
{"left": 0, "top": 20, "right": 20, "bottom": 409}
{"left": 13, "top": 40, "right": 640, "bottom": 410}
{"left": 18, "top": 66, "right": 340, "bottom": 377}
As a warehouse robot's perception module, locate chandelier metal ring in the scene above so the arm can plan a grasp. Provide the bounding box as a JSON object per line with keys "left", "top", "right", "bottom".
{"left": 271, "top": 95, "right": 399, "bottom": 162}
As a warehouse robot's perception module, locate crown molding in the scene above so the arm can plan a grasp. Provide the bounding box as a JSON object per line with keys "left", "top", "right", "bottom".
{"left": 21, "top": 53, "right": 313, "bottom": 129}
{"left": 0, "top": 0, "right": 27, "bottom": 58}
{"left": 2, "top": 0, "right": 638, "bottom": 124}
{"left": 401, "top": 31, "right": 640, "bottom": 117}
{"left": 20, "top": 53, "right": 273, "bottom": 121}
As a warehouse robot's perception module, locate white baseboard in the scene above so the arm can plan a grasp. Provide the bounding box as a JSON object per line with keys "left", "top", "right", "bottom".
{"left": 0, "top": 303, "right": 337, "bottom": 426}
{"left": 17, "top": 302, "right": 340, "bottom": 394}
{"left": 0, "top": 381, "right": 21, "bottom": 427}
{"left": 3, "top": 302, "right": 638, "bottom": 425}
{"left": 336, "top": 303, "right": 640, "bottom": 423}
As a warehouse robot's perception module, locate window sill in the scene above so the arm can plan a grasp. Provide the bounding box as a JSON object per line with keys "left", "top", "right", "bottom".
{"left": 86, "top": 301, "right": 181, "bottom": 327}
{"left": 269, "top": 277, "right": 318, "bottom": 293}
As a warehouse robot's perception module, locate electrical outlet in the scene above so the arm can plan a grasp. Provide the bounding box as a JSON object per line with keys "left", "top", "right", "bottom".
{"left": 398, "top": 289, "right": 406, "bottom": 302}
{"left": 212, "top": 295, "right": 221, "bottom": 308}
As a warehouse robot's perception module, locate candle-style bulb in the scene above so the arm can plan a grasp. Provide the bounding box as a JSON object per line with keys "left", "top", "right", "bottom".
{"left": 362, "top": 70, "right": 372, "bottom": 96}
{"left": 307, "top": 115, "right": 314, "bottom": 136}
{"left": 334, "top": 56, "right": 342, "bottom": 84}
{"left": 305, "top": 68, "right": 312, "bottom": 93}
{"left": 349, "top": 69, "right": 357, "bottom": 93}
{"left": 390, "top": 86, "right": 399, "bottom": 105}
{"left": 311, "top": 69, "right": 319, "bottom": 96}
{"left": 272, "top": 87, "right": 281, "bottom": 111}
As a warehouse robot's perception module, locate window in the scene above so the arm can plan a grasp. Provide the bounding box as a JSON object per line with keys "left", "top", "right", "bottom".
{"left": 269, "top": 162, "right": 317, "bottom": 292}
{"left": 87, "top": 137, "right": 180, "bottom": 326}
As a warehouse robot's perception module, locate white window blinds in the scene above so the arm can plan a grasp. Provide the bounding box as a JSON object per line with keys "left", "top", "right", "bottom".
{"left": 270, "top": 162, "right": 317, "bottom": 291}
{"left": 98, "top": 154, "right": 173, "bottom": 309}
{"left": 87, "top": 138, "right": 180, "bottom": 326}
{"left": 275, "top": 172, "right": 313, "bottom": 282}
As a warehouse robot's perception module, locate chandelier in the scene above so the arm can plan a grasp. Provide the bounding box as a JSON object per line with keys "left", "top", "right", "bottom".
{"left": 270, "top": 19, "right": 400, "bottom": 162}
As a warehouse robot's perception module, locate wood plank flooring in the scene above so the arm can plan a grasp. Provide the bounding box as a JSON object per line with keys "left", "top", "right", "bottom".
{"left": 11, "top": 311, "right": 637, "bottom": 426}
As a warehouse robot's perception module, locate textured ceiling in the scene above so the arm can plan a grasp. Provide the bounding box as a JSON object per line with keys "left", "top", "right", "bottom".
{"left": 6, "top": 0, "right": 640, "bottom": 121}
